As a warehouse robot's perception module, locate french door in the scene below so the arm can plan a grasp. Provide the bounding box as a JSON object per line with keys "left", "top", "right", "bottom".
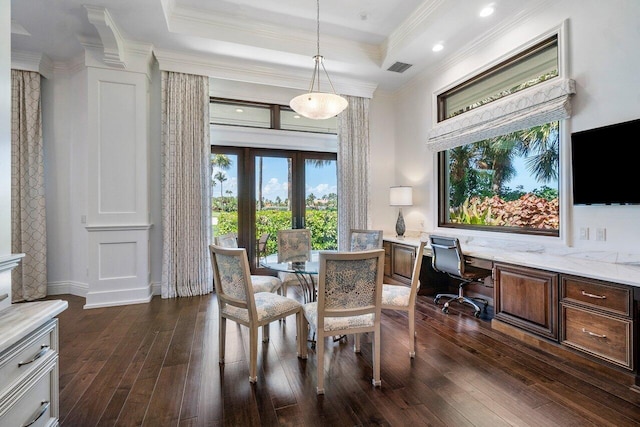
{"left": 211, "top": 146, "right": 337, "bottom": 271}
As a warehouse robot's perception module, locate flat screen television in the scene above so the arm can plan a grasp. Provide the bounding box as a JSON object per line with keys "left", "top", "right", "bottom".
{"left": 570, "top": 118, "right": 640, "bottom": 205}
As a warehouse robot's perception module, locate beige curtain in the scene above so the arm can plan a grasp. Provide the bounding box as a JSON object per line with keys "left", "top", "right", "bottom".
{"left": 427, "top": 78, "right": 576, "bottom": 151}
{"left": 337, "top": 95, "right": 370, "bottom": 251}
{"left": 161, "top": 71, "right": 212, "bottom": 298}
{"left": 11, "top": 70, "right": 47, "bottom": 302}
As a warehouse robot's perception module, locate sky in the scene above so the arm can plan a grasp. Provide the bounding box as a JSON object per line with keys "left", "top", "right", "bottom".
{"left": 211, "top": 155, "right": 337, "bottom": 201}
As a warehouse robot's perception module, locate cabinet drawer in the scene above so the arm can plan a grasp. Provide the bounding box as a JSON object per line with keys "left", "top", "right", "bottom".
{"left": 561, "top": 305, "right": 633, "bottom": 370}
{"left": 0, "top": 358, "right": 56, "bottom": 427}
{"left": 0, "top": 320, "right": 56, "bottom": 392}
{"left": 561, "top": 275, "right": 631, "bottom": 317}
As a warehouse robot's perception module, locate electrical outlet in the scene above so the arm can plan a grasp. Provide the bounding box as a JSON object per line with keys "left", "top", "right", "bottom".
{"left": 596, "top": 228, "right": 606, "bottom": 241}
{"left": 579, "top": 227, "right": 589, "bottom": 240}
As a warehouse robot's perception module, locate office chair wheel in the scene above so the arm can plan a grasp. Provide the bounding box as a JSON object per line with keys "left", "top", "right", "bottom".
{"left": 442, "top": 303, "right": 449, "bottom": 314}
{"left": 473, "top": 310, "right": 481, "bottom": 318}
{"left": 434, "top": 296, "right": 441, "bottom": 304}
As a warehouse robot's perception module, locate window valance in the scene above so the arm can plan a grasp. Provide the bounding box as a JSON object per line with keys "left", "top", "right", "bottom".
{"left": 426, "top": 78, "right": 576, "bottom": 152}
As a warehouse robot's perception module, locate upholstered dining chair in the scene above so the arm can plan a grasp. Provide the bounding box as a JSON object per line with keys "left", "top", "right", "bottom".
{"left": 381, "top": 239, "right": 426, "bottom": 358}
{"left": 277, "top": 229, "right": 313, "bottom": 298}
{"left": 300, "top": 249, "right": 385, "bottom": 394}
{"left": 349, "top": 229, "right": 383, "bottom": 251}
{"left": 209, "top": 245, "right": 305, "bottom": 383}
{"left": 213, "top": 234, "right": 282, "bottom": 295}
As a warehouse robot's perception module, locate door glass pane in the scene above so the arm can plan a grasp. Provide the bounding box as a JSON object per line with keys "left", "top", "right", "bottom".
{"left": 305, "top": 158, "right": 338, "bottom": 250}
{"left": 211, "top": 153, "right": 238, "bottom": 241}
{"left": 255, "top": 155, "right": 293, "bottom": 265}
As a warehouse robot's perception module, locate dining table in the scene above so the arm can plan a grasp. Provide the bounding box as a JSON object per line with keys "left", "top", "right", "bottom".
{"left": 260, "top": 251, "right": 320, "bottom": 303}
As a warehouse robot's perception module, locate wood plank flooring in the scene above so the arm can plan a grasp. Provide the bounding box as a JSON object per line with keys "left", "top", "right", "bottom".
{"left": 48, "top": 292, "right": 640, "bottom": 426}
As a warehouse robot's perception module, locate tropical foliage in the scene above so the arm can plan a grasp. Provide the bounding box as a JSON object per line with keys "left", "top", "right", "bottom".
{"left": 446, "top": 122, "right": 559, "bottom": 230}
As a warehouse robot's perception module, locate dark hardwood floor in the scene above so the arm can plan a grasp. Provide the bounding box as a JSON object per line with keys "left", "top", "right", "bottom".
{"left": 48, "top": 291, "right": 640, "bottom": 426}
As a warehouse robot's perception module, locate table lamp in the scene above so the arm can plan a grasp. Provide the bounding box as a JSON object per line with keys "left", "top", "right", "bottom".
{"left": 389, "top": 186, "right": 412, "bottom": 238}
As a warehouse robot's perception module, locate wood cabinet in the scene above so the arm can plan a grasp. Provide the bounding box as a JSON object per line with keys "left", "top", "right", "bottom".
{"left": 383, "top": 241, "right": 416, "bottom": 285}
{"left": 560, "top": 275, "right": 634, "bottom": 370}
{"left": 0, "top": 300, "right": 67, "bottom": 427}
{"left": 493, "top": 262, "right": 559, "bottom": 340}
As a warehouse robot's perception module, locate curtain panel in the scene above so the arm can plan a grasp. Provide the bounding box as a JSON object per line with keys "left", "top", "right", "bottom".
{"left": 337, "top": 95, "right": 370, "bottom": 251}
{"left": 426, "top": 78, "right": 576, "bottom": 152}
{"left": 161, "top": 71, "right": 212, "bottom": 298}
{"left": 11, "top": 70, "right": 47, "bottom": 302}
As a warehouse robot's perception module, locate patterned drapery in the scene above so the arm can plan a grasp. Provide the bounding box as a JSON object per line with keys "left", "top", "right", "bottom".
{"left": 11, "top": 69, "right": 47, "bottom": 302}
{"left": 337, "top": 96, "right": 370, "bottom": 251}
{"left": 160, "top": 71, "right": 212, "bottom": 298}
{"left": 427, "top": 78, "right": 576, "bottom": 152}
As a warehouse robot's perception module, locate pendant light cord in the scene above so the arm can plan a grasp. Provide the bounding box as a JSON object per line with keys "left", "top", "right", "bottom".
{"left": 316, "top": 0, "right": 320, "bottom": 58}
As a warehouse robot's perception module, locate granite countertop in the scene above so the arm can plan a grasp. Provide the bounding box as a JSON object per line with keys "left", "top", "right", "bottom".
{"left": 0, "top": 299, "right": 68, "bottom": 353}
{"left": 384, "top": 234, "right": 640, "bottom": 288}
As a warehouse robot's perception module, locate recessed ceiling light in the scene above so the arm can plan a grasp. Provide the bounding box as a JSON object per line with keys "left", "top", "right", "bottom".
{"left": 432, "top": 43, "right": 444, "bottom": 52}
{"left": 235, "top": 108, "right": 243, "bottom": 113}
{"left": 293, "top": 115, "right": 301, "bottom": 119}
{"left": 480, "top": 5, "right": 494, "bottom": 17}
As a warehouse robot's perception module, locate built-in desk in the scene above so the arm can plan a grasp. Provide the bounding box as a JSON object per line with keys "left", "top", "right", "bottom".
{"left": 384, "top": 234, "right": 640, "bottom": 388}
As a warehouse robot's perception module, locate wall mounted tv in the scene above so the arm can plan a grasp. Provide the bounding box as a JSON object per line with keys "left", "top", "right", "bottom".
{"left": 571, "top": 118, "right": 640, "bottom": 205}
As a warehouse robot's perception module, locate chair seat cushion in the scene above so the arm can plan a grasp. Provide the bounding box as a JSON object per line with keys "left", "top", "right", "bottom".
{"left": 222, "top": 292, "right": 301, "bottom": 323}
{"left": 303, "top": 302, "right": 375, "bottom": 332}
{"left": 381, "top": 284, "right": 411, "bottom": 307}
{"left": 251, "top": 275, "right": 282, "bottom": 293}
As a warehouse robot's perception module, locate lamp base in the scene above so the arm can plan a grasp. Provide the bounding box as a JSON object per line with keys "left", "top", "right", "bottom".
{"left": 395, "top": 209, "right": 406, "bottom": 238}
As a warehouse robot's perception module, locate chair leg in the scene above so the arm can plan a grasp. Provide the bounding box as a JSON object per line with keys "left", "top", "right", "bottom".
{"left": 372, "top": 326, "right": 381, "bottom": 387}
{"left": 249, "top": 325, "right": 258, "bottom": 383}
{"left": 297, "top": 311, "right": 307, "bottom": 359}
{"left": 408, "top": 308, "right": 415, "bottom": 358}
{"left": 219, "top": 316, "right": 226, "bottom": 364}
{"left": 354, "top": 333, "right": 361, "bottom": 353}
{"left": 316, "top": 331, "right": 325, "bottom": 394}
{"left": 262, "top": 324, "right": 269, "bottom": 342}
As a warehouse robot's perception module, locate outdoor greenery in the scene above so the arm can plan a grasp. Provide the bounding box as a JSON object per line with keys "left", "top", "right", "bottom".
{"left": 447, "top": 122, "right": 559, "bottom": 230}
{"left": 213, "top": 209, "right": 338, "bottom": 254}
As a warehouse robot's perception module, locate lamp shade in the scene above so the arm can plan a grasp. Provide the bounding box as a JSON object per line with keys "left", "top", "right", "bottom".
{"left": 389, "top": 186, "right": 413, "bottom": 206}
{"left": 290, "top": 92, "right": 348, "bottom": 120}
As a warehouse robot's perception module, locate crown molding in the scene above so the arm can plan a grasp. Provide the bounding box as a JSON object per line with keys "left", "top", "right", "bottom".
{"left": 154, "top": 48, "right": 378, "bottom": 99}
{"left": 11, "top": 51, "right": 54, "bottom": 79}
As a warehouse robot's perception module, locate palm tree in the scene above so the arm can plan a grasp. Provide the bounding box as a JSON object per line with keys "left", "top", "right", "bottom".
{"left": 214, "top": 172, "right": 227, "bottom": 209}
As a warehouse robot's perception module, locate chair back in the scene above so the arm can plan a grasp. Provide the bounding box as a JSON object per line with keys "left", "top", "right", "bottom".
{"left": 317, "top": 249, "right": 385, "bottom": 323}
{"left": 429, "top": 235, "right": 465, "bottom": 276}
{"left": 408, "top": 240, "right": 427, "bottom": 305}
{"left": 214, "top": 232, "right": 238, "bottom": 248}
{"left": 256, "top": 233, "right": 270, "bottom": 258}
{"left": 277, "top": 229, "right": 312, "bottom": 263}
{"left": 209, "top": 244, "right": 257, "bottom": 319}
{"left": 349, "top": 229, "right": 383, "bottom": 251}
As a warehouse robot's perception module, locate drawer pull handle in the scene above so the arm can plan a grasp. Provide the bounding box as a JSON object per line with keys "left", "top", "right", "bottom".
{"left": 581, "top": 290, "right": 606, "bottom": 299}
{"left": 22, "top": 400, "right": 50, "bottom": 427}
{"left": 582, "top": 328, "right": 606, "bottom": 339}
{"left": 18, "top": 345, "right": 50, "bottom": 367}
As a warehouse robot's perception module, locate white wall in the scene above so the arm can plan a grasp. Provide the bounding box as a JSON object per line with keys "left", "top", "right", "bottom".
{"left": 371, "top": 0, "right": 640, "bottom": 256}
{"left": 0, "top": 1, "right": 11, "bottom": 255}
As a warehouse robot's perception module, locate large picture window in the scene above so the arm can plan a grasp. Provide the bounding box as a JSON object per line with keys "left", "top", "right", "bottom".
{"left": 432, "top": 33, "right": 573, "bottom": 236}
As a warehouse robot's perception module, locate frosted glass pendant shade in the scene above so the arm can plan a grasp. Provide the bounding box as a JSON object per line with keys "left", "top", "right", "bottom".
{"left": 290, "top": 92, "right": 348, "bottom": 120}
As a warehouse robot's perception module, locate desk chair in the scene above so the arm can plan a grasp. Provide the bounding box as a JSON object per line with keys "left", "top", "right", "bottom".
{"left": 300, "top": 249, "right": 385, "bottom": 394}
{"left": 277, "top": 229, "right": 313, "bottom": 298}
{"left": 430, "top": 235, "right": 491, "bottom": 318}
{"left": 381, "top": 239, "right": 426, "bottom": 358}
{"left": 209, "top": 245, "right": 305, "bottom": 383}
{"left": 213, "top": 234, "right": 282, "bottom": 295}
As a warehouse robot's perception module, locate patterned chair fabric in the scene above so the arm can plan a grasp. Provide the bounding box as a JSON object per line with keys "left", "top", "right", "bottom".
{"left": 214, "top": 232, "right": 238, "bottom": 248}
{"left": 212, "top": 235, "right": 282, "bottom": 295}
{"left": 209, "top": 244, "right": 305, "bottom": 383}
{"left": 381, "top": 239, "right": 426, "bottom": 358}
{"left": 349, "top": 229, "right": 383, "bottom": 251}
{"left": 277, "top": 229, "right": 313, "bottom": 297}
{"left": 300, "top": 249, "right": 385, "bottom": 394}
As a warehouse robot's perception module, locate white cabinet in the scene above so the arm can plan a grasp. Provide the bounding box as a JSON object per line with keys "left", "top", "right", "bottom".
{"left": 0, "top": 300, "right": 68, "bottom": 426}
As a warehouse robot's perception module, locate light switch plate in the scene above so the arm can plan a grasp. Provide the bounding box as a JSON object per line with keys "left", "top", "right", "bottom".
{"left": 579, "top": 227, "right": 589, "bottom": 240}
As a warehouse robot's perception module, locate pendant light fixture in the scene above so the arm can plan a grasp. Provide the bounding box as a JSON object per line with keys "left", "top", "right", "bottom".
{"left": 290, "top": 0, "right": 348, "bottom": 120}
